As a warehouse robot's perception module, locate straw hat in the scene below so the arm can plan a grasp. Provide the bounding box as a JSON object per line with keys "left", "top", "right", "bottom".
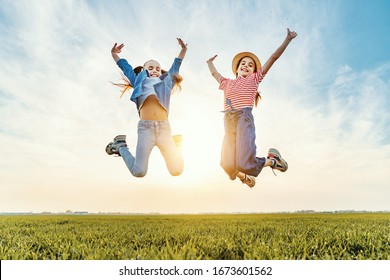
{"left": 231, "top": 52, "right": 261, "bottom": 74}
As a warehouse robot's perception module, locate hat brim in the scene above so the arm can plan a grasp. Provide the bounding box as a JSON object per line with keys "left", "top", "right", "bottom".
{"left": 232, "top": 52, "right": 262, "bottom": 75}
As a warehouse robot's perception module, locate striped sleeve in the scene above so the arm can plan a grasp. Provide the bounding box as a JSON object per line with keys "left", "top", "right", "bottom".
{"left": 253, "top": 67, "right": 265, "bottom": 84}
{"left": 219, "top": 76, "right": 228, "bottom": 90}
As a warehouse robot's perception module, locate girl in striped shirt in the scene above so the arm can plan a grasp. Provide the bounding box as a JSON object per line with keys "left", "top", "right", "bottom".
{"left": 207, "top": 28, "right": 297, "bottom": 188}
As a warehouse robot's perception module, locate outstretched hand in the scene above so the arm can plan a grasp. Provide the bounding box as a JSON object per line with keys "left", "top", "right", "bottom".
{"left": 207, "top": 54, "right": 221, "bottom": 82}
{"left": 177, "top": 38, "right": 188, "bottom": 59}
{"left": 207, "top": 55, "right": 218, "bottom": 64}
{"left": 111, "top": 43, "right": 124, "bottom": 54}
{"left": 287, "top": 28, "right": 298, "bottom": 40}
{"left": 177, "top": 38, "right": 187, "bottom": 51}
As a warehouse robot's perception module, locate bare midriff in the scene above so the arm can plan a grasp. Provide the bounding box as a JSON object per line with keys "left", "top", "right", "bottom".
{"left": 139, "top": 95, "right": 168, "bottom": 120}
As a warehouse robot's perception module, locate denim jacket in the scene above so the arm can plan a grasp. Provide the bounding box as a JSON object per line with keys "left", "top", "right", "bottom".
{"left": 116, "top": 57, "right": 182, "bottom": 114}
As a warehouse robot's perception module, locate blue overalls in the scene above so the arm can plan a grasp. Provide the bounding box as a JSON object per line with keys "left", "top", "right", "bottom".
{"left": 220, "top": 99, "right": 266, "bottom": 179}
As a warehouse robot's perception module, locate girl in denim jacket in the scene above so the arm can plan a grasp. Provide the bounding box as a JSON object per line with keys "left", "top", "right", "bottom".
{"left": 207, "top": 29, "right": 297, "bottom": 188}
{"left": 106, "top": 38, "right": 187, "bottom": 177}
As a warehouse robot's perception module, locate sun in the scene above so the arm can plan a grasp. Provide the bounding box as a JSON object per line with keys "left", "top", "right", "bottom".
{"left": 144, "top": 121, "right": 222, "bottom": 188}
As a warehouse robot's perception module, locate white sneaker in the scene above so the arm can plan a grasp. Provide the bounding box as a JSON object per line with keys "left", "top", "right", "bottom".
{"left": 105, "top": 135, "right": 127, "bottom": 156}
{"left": 241, "top": 174, "right": 256, "bottom": 188}
{"left": 267, "top": 148, "right": 288, "bottom": 176}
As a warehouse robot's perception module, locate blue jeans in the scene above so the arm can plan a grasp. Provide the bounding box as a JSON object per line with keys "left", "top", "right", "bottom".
{"left": 221, "top": 108, "right": 266, "bottom": 179}
{"left": 119, "top": 120, "right": 183, "bottom": 177}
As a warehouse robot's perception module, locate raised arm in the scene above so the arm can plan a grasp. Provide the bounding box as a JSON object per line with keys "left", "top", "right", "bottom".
{"left": 111, "top": 43, "right": 138, "bottom": 86}
{"left": 111, "top": 43, "right": 124, "bottom": 63}
{"left": 177, "top": 38, "right": 187, "bottom": 60}
{"left": 207, "top": 55, "right": 222, "bottom": 83}
{"left": 262, "top": 28, "right": 298, "bottom": 75}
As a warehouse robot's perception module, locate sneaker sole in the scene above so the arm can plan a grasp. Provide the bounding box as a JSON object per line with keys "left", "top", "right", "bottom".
{"left": 114, "top": 135, "right": 126, "bottom": 142}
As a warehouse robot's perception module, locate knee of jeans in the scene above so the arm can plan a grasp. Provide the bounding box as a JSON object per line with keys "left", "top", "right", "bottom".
{"left": 169, "top": 165, "right": 183, "bottom": 176}
{"left": 131, "top": 167, "right": 147, "bottom": 178}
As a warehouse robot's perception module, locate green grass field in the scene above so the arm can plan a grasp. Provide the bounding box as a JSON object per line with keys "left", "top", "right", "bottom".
{"left": 0, "top": 213, "right": 389, "bottom": 260}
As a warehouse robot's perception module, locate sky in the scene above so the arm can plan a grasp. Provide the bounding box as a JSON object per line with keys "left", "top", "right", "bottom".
{"left": 0, "top": 0, "right": 389, "bottom": 214}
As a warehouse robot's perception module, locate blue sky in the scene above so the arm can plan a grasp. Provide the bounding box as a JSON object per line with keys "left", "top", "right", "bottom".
{"left": 0, "top": 0, "right": 389, "bottom": 213}
{"left": 336, "top": 0, "right": 390, "bottom": 69}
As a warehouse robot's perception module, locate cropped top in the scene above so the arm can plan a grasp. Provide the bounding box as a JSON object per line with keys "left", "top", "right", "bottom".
{"left": 138, "top": 77, "right": 161, "bottom": 109}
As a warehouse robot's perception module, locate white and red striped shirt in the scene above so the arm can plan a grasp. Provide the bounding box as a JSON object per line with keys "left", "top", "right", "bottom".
{"left": 219, "top": 70, "right": 265, "bottom": 110}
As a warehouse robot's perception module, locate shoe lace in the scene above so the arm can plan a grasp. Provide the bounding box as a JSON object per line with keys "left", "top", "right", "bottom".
{"left": 269, "top": 158, "right": 278, "bottom": 176}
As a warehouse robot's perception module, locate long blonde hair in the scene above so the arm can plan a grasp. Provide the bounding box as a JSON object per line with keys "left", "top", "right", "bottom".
{"left": 111, "top": 66, "right": 183, "bottom": 98}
